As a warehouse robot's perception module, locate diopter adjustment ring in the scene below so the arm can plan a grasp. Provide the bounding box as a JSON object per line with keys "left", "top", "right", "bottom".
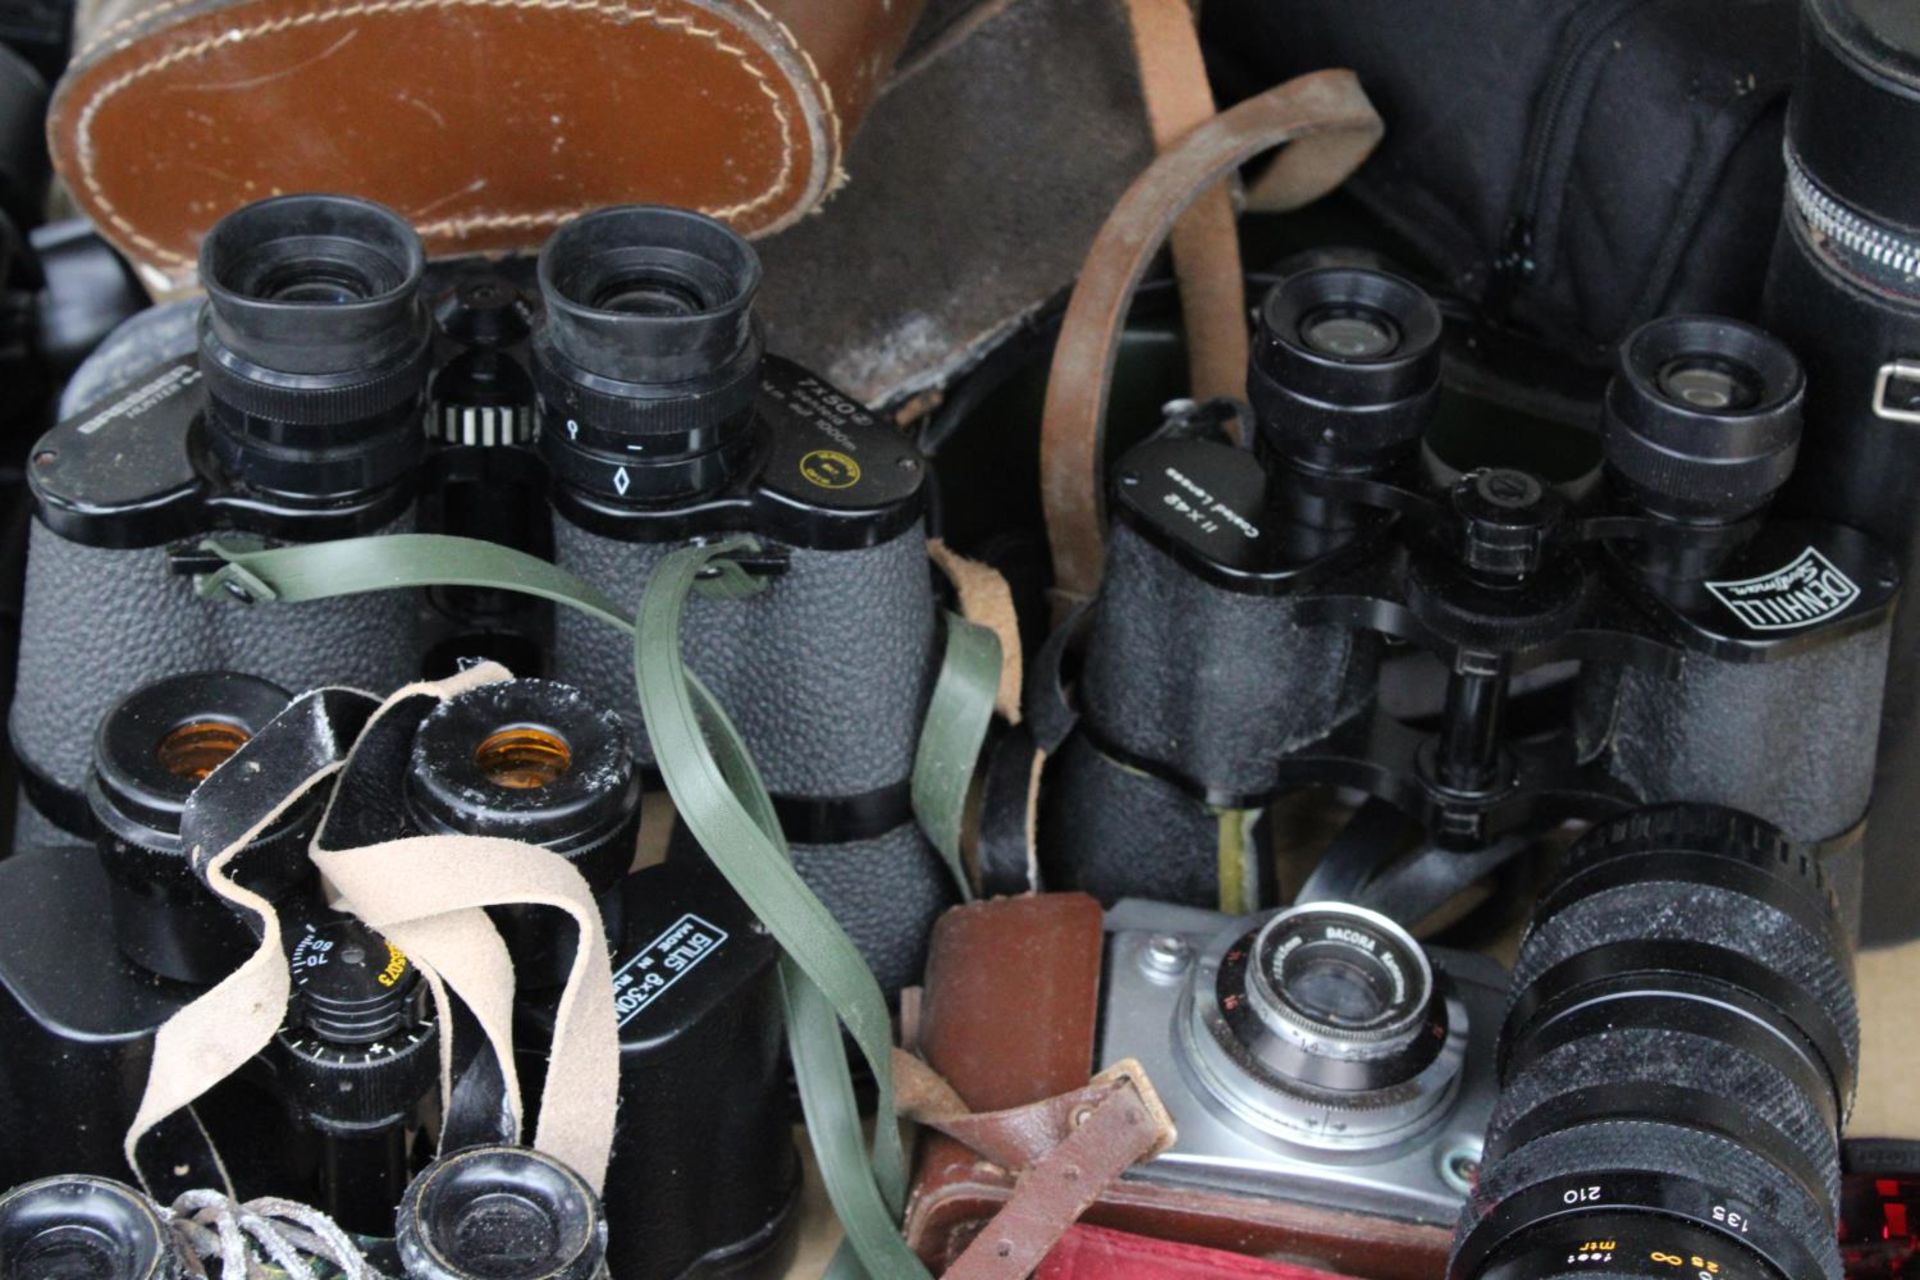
{"left": 199, "top": 315, "right": 433, "bottom": 427}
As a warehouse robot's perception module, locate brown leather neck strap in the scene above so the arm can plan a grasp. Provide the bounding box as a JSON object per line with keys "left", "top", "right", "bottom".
{"left": 896, "top": 1049, "right": 1175, "bottom": 1280}
{"left": 1039, "top": 69, "right": 1384, "bottom": 610}
{"left": 1125, "top": 0, "right": 1248, "bottom": 409}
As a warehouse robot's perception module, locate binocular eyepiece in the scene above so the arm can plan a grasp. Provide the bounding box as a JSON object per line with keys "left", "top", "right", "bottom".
{"left": 533, "top": 205, "right": 764, "bottom": 506}
{"left": 0, "top": 1177, "right": 184, "bottom": 1280}
{"left": 197, "top": 193, "right": 430, "bottom": 504}
{"left": 1249, "top": 265, "right": 1444, "bottom": 478}
{"left": 1604, "top": 313, "right": 1805, "bottom": 525}
{"left": 398, "top": 1146, "right": 609, "bottom": 1280}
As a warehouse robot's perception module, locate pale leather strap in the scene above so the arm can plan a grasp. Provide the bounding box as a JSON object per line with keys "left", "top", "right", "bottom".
{"left": 1125, "top": 0, "right": 1248, "bottom": 407}
{"left": 126, "top": 664, "right": 621, "bottom": 1193}
{"left": 894, "top": 1050, "right": 1175, "bottom": 1280}
{"left": 1040, "top": 69, "right": 1384, "bottom": 607}
{"left": 929, "top": 537, "right": 1023, "bottom": 722}
{"left": 124, "top": 755, "right": 346, "bottom": 1186}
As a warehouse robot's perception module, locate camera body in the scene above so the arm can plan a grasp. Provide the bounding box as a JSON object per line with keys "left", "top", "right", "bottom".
{"left": 1045, "top": 272, "right": 1898, "bottom": 931}
{"left": 1100, "top": 900, "right": 1502, "bottom": 1229}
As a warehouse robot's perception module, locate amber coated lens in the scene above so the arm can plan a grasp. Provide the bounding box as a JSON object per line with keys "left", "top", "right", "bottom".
{"left": 155, "top": 721, "right": 252, "bottom": 781}
{"left": 474, "top": 727, "right": 573, "bottom": 790}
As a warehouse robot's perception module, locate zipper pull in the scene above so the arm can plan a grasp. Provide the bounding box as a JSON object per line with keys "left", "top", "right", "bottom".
{"left": 1486, "top": 215, "right": 1537, "bottom": 316}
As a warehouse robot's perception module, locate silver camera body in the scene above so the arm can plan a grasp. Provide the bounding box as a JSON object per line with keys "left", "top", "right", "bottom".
{"left": 1098, "top": 899, "right": 1505, "bottom": 1228}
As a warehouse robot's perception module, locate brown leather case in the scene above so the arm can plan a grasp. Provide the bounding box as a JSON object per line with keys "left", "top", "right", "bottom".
{"left": 50, "top": 0, "right": 924, "bottom": 287}
{"left": 904, "top": 893, "right": 1453, "bottom": 1279}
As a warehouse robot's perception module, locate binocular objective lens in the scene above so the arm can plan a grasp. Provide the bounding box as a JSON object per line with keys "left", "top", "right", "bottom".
{"left": 472, "top": 726, "right": 574, "bottom": 791}
{"left": 153, "top": 720, "right": 251, "bottom": 783}
{"left": 1298, "top": 305, "right": 1401, "bottom": 360}
{"left": 1655, "top": 354, "right": 1762, "bottom": 412}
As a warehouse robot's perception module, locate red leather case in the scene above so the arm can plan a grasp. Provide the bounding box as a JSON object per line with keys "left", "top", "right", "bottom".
{"left": 1038, "top": 1224, "right": 1354, "bottom": 1279}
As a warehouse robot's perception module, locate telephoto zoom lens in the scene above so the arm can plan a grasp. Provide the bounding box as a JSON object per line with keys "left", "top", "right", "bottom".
{"left": 0, "top": 1176, "right": 188, "bottom": 1280}
{"left": 397, "top": 1146, "right": 609, "bottom": 1280}
{"left": 1450, "top": 804, "right": 1858, "bottom": 1280}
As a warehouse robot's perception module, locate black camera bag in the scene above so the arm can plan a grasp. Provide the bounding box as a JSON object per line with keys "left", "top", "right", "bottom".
{"left": 1203, "top": 0, "right": 1799, "bottom": 365}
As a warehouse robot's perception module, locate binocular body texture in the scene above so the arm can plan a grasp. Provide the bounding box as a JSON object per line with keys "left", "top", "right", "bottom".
{"left": 1575, "top": 626, "right": 1888, "bottom": 918}
{"left": 1044, "top": 437, "right": 1895, "bottom": 928}
{"left": 11, "top": 520, "right": 417, "bottom": 833}
{"left": 554, "top": 517, "right": 954, "bottom": 993}
{"left": 1767, "top": 222, "right": 1920, "bottom": 944}
{"left": 1079, "top": 524, "right": 1379, "bottom": 800}
{"left": 520, "top": 857, "right": 799, "bottom": 1280}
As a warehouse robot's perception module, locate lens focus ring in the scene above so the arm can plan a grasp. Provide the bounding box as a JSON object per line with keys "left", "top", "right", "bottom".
{"left": 1450, "top": 804, "right": 1856, "bottom": 1280}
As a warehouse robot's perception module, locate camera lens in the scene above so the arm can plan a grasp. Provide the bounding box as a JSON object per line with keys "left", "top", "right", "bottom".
{"left": 86, "top": 672, "right": 319, "bottom": 984}
{"left": 1449, "top": 804, "right": 1856, "bottom": 1280}
{"left": 1299, "top": 304, "right": 1402, "bottom": 361}
{"left": 197, "top": 193, "right": 430, "bottom": 503}
{"left": 397, "top": 1146, "right": 608, "bottom": 1280}
{"left": 1604, "top": 315, "right": 1803, "bottom": 524}
{"left": 1180, "top": 902, "right": 1467, "bottom": 1152}
{"left": 0, "top": 1177, "right": 183, "bottom": 1280}
{"left": 533, "top": 205, "right": 764, "bottom": 506}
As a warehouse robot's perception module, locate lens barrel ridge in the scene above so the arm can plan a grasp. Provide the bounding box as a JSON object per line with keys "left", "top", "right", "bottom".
{"left": 1450, "top": 804, "right": 1857, "bottom": 1280}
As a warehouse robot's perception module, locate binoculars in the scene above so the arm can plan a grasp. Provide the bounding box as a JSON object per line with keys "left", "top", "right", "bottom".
{"left": 0, "top": 668, "right": 797, "bottom": 1279}
{"left": 1043, "top": 267, "right": 1898, "bottom": 930}
{"left": 11, "top": 193, "right": 954, "bottom": 994}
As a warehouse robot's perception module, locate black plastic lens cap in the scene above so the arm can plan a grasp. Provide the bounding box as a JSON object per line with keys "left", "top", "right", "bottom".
{"left": 398, "top": 1147, "right": 607, "bottom": 1280}
{"left": 0, "top": 1177, "right": 179, "bottom": 1280}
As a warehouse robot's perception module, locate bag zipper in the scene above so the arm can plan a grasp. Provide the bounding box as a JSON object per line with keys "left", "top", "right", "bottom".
{"left": 1487, "top": 0, "right": 1661, "bottom": 313}
{"left": 1786, "top": 145, "right": 1920, "bottom": 300}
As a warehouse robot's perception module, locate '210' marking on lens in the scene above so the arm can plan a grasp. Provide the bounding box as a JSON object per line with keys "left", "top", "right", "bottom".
{"left": 1562, "top": 1185, "right": 1604, "bottom": 1205}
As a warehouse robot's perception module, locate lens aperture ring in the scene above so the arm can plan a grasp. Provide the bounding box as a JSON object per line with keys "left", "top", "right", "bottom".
{"left": 1508, "top": 877, "right": 1859, "bottom": 1101}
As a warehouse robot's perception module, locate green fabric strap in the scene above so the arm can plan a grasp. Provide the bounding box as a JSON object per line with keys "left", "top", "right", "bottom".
{"left": 187, "top": 532, "right": 964, "bottom": 1279}
{"left": 915, "top": 614, "right": 996, "bottom": 904}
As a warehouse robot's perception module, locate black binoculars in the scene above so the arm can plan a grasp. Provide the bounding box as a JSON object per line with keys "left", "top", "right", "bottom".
{"left": 0, "top": 669, "right": 797, "bottom": 1279}
{"left": 12, "top": 193, "right": 954, "bottom": 994}
{"left": 1043, "top": 266, "right": 1898, "bottom": 929}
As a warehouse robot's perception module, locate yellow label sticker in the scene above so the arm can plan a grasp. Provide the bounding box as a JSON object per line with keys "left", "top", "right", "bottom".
{"left": 378, "top": 941, "right": 410, "bottom": 988}
{"left": 800, "top": 449, "right": 861, "bottom": 490}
